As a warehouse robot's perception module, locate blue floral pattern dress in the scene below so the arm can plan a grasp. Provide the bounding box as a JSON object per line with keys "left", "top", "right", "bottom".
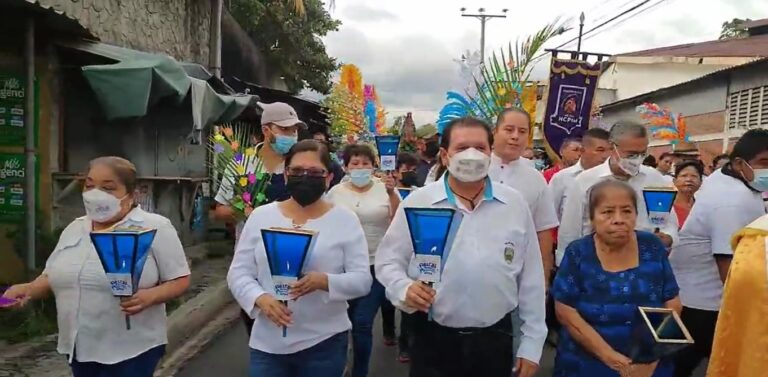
{"left": 552, "top": 231, "right": 680, "bottom": 377}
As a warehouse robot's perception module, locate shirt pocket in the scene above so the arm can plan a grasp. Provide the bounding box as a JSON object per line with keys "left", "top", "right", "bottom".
{"left": 46, "top": 233, "right": 86, "bottom": 291}
{"left": 485, "top": 228, "right": 527, "bottom": 273}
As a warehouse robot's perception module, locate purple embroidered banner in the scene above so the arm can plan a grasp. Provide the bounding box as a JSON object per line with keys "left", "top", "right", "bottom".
{"left": 543, "top": 59, "right": 602, "bottom": 158}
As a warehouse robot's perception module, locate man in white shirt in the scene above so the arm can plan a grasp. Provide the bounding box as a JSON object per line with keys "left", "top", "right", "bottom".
{"left": 558, "top": 122, "right": 679, "bottom": 264}
{"left": 550, "top": 128, "right": 611, "bottom": 222}
{"left": 489, "top": 108, "right": 559, "bottom": 283}
{"left": 375, "top": 117, "right": 546, "bottom": 377}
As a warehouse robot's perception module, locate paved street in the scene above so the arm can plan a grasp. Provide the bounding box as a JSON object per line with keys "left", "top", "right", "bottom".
{"left": 176, "top": 311, "right": 708, "bottom": 377}
{"left": 176, "top": 313, "right": 556, "bottom": 377}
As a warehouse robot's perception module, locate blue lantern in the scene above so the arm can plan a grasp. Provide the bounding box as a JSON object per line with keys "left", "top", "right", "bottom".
{"left": 629, "top": 306, "right": 694, "bottom": 363}
{"left": 90, "top": 227, "right": 157, "bottom": 330}
{"left": 642, "top": 187, "right": 678, "bottom": 228}
{"left": 404, "top": 207, "right": 462, "bottom": 320}
{"left": 398, "top": 188, "right": 414, "bottom": 200}
{"left": 375, "top": 135, "right": 401, "bottom": 171}
{"left": 261, "top": 227, "right": 318, "bottom": 337}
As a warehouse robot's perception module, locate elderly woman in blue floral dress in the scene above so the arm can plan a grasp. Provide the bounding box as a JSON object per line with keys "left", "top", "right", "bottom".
{"left": 552, "top": 180, "right": 682, "bottom": 377}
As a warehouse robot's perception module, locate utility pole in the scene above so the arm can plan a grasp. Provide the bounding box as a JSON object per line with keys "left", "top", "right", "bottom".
{"left": 577, "top": 12, "right": 586, "bottom": 53}
{"left": 461, "top": 7, "right": 508, "bottom": 63}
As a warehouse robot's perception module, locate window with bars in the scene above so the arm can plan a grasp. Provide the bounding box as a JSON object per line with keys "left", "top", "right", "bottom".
{"left": 727, "top": 86, "right": 768, "bottom": 129}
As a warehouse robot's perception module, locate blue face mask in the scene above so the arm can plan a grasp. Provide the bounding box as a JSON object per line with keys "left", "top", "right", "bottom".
{"left": 745, "top": 162, "right": 768, "bottom": 192}
{"left": 349, "top": 169, "right": 373, "bottom": 188}
{"left": 271, "top": 134, "right": 298, "bottom": 155}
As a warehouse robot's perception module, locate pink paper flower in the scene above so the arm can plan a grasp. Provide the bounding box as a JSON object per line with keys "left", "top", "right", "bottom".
{"left": 242, "top": 192, "right": 252, "bottom": 203}
{"left": 248, "top": 173, "right": 257, "bottom": 184}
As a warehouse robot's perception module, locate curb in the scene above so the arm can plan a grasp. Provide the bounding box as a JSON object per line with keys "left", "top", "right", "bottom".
{"left": 166, "top": 281, "right": 234, "bottom": 354}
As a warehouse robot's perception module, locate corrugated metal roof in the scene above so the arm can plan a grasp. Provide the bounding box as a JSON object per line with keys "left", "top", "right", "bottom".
{"left": 616, "top": 34, "right": 768, "bottom": 58}
{"left": 601, "top": 57, "right": 768, "bottom": 110}
{"left": 3, "top": 0, "right": 95, "bottom": 39}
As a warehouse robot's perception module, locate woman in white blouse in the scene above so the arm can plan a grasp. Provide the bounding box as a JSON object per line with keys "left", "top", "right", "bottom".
{"left": 326, "top": 144, "right": 400, "bottom": 377}
{"left": 228, "top": 140, "right": 372, "bottom": 377}
{"left": 2, "top": 156, "right": 191, "bottom": 377}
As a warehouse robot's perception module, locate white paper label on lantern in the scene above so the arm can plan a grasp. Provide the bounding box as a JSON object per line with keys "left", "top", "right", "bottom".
{"left": 106, "top": 273, "right": 133, "bottom": 297}
{"left": 415, "top": 254, "right": 441, "bottom": 283}
{"left": 380, "top": 155, "right": 397, "bottom": 171}
{"left": 272, "top": 275, "right": 298, "bottom": 301}
{"left": 648, "top": 211, "right": 670, "bottom": 227}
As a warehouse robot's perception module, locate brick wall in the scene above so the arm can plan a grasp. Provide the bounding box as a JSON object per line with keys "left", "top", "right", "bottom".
{"left": 40, "top": 0, "right": 211, "bottom": 65}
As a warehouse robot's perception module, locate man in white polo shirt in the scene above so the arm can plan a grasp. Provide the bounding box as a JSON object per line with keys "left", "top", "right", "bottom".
{"left": 550, "top": 127, "right": 611, "bottom": 265}
{"left": 376, "top": 117, "right": 546, "bottom": 377}
{"left": 558, "top": 122, "right": 678, "bottom": 261}
{"left": 488, "top": 108, "right": 559, "bottom": 283}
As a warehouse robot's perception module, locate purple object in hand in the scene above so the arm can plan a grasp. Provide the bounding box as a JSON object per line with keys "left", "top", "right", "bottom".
{"left": 0, "top": 296, "right": 18, "bottom": 307}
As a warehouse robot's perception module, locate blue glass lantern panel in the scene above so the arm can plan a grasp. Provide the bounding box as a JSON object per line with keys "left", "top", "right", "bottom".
{"left": 90, "top": 229, "right": 156, "bottom": 297}
{"left": 643, "top": 188, "right": 678, "bottom": 227}
{"left": 398, "top": 188, "right": 413, "bottom": 200}
{"left": 262, "top": 228, "right": 318, "bottom": 301}
{"left": 261, "top": 228, "right": 318, "bottom": 278}
{"left": 404, "top": 208, "right": 462, "bottom": 283}
{"left": 375, "top": 135, "right": 400, "bottom": 171}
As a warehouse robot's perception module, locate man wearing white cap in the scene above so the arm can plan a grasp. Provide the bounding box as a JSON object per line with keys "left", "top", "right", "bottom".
{"left": 214, "top": 101, "right": 306, "bottom": 333}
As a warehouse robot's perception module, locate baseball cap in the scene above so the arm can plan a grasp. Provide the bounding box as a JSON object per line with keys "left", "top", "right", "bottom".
{"left": 259, "top": 102, "right": 307, "bottom": 129}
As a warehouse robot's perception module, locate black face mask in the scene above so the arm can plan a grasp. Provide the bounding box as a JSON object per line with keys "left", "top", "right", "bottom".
{"left": 424, "top": 141, "right": 440, "bottom": 159}
{"left": 286, "top": 175, "right": 327, "bottom": 207}
{"left": 400, "top": 171, "right": 419, "bottom": 187}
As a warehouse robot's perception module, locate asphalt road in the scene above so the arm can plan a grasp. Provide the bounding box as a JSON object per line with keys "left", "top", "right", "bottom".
{"left": 176, "top": 313, "right": 706, "bottom": 377}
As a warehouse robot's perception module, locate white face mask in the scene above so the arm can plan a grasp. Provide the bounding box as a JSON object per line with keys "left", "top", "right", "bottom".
{"left": 614, "top": 147, "right": 644, "bottom": 177}
{"left": 83, "top": 189, "right": 126, "bottom": 222}
{"left": 448, "top": 148, "right": 490, "bottom": 183}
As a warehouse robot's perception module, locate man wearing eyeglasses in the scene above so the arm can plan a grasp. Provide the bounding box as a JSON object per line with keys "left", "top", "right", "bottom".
{"left": 558, "top": 122, "right": 679, "bottom": 260}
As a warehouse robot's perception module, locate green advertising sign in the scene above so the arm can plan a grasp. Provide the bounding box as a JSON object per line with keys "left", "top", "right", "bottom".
{"left": 0, "top": 74, "right": 26, "bottom": 147}
{"left": 0, "top": 153, "right": 32, "bottom": 223}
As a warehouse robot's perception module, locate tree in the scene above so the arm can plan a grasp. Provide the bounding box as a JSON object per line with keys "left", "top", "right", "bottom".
{"left": 720, "top": 18, "right": 751, "bottom": 40}
{"left": 230, "top": 0, "right": 341, "bottom": 94}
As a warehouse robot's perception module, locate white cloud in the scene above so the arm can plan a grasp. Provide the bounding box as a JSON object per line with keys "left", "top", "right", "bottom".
{"left": 323, "top": 0, "right": 768, "bottom": 126}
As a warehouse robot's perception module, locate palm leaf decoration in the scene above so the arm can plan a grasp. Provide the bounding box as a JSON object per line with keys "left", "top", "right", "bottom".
{"left": 466, "top": 19, "right": 570, "bottom": 126}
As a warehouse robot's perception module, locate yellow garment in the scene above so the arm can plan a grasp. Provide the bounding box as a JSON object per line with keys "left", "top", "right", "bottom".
{"left": 707, "top": 214, "right": 768, "bottom": 377}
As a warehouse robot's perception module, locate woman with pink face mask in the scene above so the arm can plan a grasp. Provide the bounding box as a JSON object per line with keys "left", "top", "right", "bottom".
{"left": 1, "top": 156, "right": 190, "bottom": 377}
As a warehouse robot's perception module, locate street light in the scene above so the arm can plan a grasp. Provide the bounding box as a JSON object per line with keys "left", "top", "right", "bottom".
{"left": 461, "top": 7, "right": 507, "bottom": 62}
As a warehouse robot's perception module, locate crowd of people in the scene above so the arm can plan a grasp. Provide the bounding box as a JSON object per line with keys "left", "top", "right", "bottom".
{"left": 3, "top": 101, "right": 768, "bottom": 377}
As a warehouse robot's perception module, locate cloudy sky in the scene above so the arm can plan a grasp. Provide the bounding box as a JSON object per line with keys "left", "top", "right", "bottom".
{"left": 316, "top": 0, "right": 767, "bottom": 126}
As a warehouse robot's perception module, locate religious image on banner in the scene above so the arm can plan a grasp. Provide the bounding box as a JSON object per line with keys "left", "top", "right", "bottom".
{"left": 543, "top": 59, "right": 601, "bottom": 158}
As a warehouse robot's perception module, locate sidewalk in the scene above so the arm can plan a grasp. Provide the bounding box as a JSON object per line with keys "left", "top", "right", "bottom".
{"left": 0, "top": 241, "right": 235, "bottom": 377}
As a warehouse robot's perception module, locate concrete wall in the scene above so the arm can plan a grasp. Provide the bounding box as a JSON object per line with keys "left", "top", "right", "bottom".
{"left": 599, "top": 62, "right": 733, "bottom": 102}
{"left": 40, "top": 0, "right": 211, "bottom": 65}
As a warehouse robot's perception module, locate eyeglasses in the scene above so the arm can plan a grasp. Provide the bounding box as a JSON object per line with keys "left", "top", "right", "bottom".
{"left": 287, "top": 167, "right": 328, "bottom": 178}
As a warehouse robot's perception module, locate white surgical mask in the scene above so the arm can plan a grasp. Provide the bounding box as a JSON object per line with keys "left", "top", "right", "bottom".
{"left": 614, "top": 147, "right": 644, "bottom": 176}
{"left": 448, "top": 148, "right": 490, "bottom": 183}
{"left": 83, "top": 189, "right": 125, "bottom": 222}
{"left": 744, "top": 162, "right": 768, "bottom": 192}
{"left": 349, "top": 168, "right": 373, "bottom": 188}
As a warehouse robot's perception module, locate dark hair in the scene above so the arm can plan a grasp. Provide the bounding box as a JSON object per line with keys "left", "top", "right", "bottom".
{"left": 723, "top": 129, "right": 768, "bottom": 186}
{"left": 396, "top": 152, "right": 419, "bottom": 169}
{"left": 440, "top": 117, "right": 494, "bottom": 151}
{"left": 642, "top": 154, "right": 657, "bottom": 168}
{"left": 674, "top": 160, "right": 704, "bottom": 179}
{"left": 495, "top": 107, "right": 532, "bottom": 129}
{"left": 285, "top": 140, "right": 333, "bottom": 171}
{"left": 712, "top": 153, "right": 729, "bottom": 167}
{"left": 561, "top": 138, "right": 582, "bottom": 151}
{"left": 341, "top": 144, "right": 377, "bottom": 167}
{"left": 588, "top": 180, "right": 638, "bottom": 220}
{"left": 89, "top": 156, "right": 138, "bottom": 193}
{"left": 583, "top": 128, "right": 610, "bottom": 146}
{"left": 659, "top": 152, "right": 674, "bottom": 161}
{"left": 435, "top": 117, "right": 494, "bottom": 180}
